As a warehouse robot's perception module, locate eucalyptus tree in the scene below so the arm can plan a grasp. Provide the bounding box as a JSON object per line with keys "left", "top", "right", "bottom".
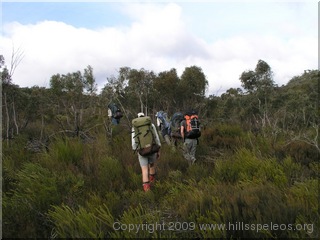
{"left": 239, "top": 60, "right": 276, "bottom": 129}
{"left": 153, "top": 68, "right": 180, "bottom": 114}
{"left": 101, "top": 67, "right": 131, "bottom": 109}
{"left": 83, "top": 65, "right": 97, "bottom": 95}
{"left": 100, "top": 67, "right": 132, "bottom": 132}
{"left": 179, "top": 65, "right": 208, "bottom": 111}
{"left": 1, "top": 55, "right": 24, "bottom": 143}
{"left": 240, "top": 60, "right": 275, "bottom": 94}
{"left": 276, "top": 70, "right": 319, "bottom": 152}
{"left": 219, "top": 88, "right": 244, "bottom": 123}
{"left": 120, "top": 67, "right": 156, "bottom": 116}
{"left": 49, "top": 66, "right": 98, "bottom": 137}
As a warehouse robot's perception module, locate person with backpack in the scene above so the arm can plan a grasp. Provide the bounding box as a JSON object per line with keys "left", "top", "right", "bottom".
{"left": 131, "top": 112, "right": 161, "bottom": 192}
{"left": 108, "top": 103, "right": 123, "bottom": 125}
{"left": 180, "top": 109, "right": 201, "bottom": 165}
{"left": 155, "top": 111, "right": 171, "bottom": 145}
{"left": 169, "top": 112, "right": 185, "bottom": 149}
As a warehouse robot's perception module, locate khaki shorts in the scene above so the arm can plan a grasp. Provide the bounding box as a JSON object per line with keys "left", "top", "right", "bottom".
{"left": 138, "top": 152, "right": 158, "bottom": 167}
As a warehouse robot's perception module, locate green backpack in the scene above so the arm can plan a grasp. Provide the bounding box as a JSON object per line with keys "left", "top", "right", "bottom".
{"left": 132, "top": 116, "right": 160, "bottom": 156}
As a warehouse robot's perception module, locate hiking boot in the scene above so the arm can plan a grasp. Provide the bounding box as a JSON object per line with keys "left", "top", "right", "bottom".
{"left": 149, "top": 174, "right": 156, "bottom": 184}
{"left": 143, "top": 182, "right": 151, "bottom": 192}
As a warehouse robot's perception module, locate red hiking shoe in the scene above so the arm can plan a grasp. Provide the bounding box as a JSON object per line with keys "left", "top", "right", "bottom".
{"left": 149, "top": 174, "right": 156, "bottom": 183}
{"left": 143, "top": 182, "right": 151, "bottom": 192}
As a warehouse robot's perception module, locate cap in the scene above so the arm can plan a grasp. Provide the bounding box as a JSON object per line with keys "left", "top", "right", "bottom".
{"left": 137, "top": 112, "right": 145, "bottom": 117}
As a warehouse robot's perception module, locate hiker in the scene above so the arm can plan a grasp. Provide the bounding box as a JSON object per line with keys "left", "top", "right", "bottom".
{"left": 132, "top": 112, "right": 161, "bottom": 192}
{"left": 108, "top": 103, "right": 123, "bottom": 125}
{"left": 155, "top": 111, "right": 171, "bottom": 145}
{"left": 180, "top": 109, "right": 201, "bottom": 165}
{"left": 169, "top": 112, "right": 185, "bottom": 149}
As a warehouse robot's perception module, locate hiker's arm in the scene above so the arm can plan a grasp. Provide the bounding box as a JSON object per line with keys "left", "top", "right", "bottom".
{"left": 156, "top": 118, "right": 161, "bottom": 127}
{"left": 131, "top": 127, "right": 137, "bottom": 150}
{"left": 180, "top": 125, "right": 185, "bottom": 140}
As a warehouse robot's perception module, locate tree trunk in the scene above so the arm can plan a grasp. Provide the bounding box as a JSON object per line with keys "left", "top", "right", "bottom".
{"left": 12, "top": 100, "right": 19, "bottom": 135}
{"left": 139, "top": 94, "right": 144, "bottom": 114}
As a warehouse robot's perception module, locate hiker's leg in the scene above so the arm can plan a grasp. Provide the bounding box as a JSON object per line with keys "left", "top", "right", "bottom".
{"left": 148, "top": 153, "right": 158, "bottom": 183}
{"left": 164, "top": 134, "right": 171, "bottom": 145}
{"left": 183, "top": 139, "right": 192, "bottom": 162}
{"left": 149, "top": 153, "right": 157, "bottom": 177}
{"left": 149, "top": 162, "right": 156, "bottom": 175}
{"left": 149, "top": 162, "right": 156, "bottom": 183}
{"left": 138, "top": 154, "right": 149, "bottom": 183}
{"left": 190, "top": 139, "right": 197, "bottom": 163}
{"left": 171, "top": 137, "right": 177, "bottom": 152}
{"left": 141, "top": 165, "right": 149, "bottom": 183}
{"left": 141, "top": 165, "right": 150, "bottom": 191}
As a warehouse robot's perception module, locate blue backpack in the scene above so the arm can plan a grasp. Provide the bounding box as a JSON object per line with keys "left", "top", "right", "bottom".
{"left": 156, "top": 111, "right": 170, "bottom": 129}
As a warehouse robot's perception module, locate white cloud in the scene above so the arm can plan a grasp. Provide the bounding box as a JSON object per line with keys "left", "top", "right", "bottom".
{"left": 1, "top": 2, "right": 317, "bottom": 96}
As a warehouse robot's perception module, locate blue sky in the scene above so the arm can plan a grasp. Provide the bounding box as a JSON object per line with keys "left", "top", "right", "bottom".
{"left": 1, "top": 1, "right": 317, "bottom": 95}
{"left": 3, "top": 2, "right": 130, "bottom": 29}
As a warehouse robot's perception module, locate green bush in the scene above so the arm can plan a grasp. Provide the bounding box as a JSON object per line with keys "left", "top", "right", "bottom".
{"left": 281, "top": 156, "right": 303, "bottom": 184}
{"left": 156, "top": 144, "right": 189, "bottom": 178}
{"left": 54, "top": 169, "right": 85, "bottom": 207}
{"left": 203, "top": 124, "right": 244, "bottom": 150}
{"left": 3, "top": 162, "right": 60, "bottom": 238}
{"left": 124, "top": 165, "right": 142, "bottom": 190}
{"left": 96, "top": 203, "right": 162, "bottom": 238}
{"left": 283, "top": 141, "right": 318, "bottom": 165}
{"left": 48, "top": 204, "right": 104, "bottom": 238}
{"left": 49, "top": 138, "right": 83, "bottom": 166}
{"left": 215, "top": 181, "right": 291, "bottom": 239}
{"left": 185, "top": 163, "right": 213, "bottom": 182}
{"left": 97, "top": 156, "right": 125, "bottom": 193}
{"left": 286, "top": 179, "right": 319, "bottom": 238}
{"left": 214, "top": 148, "right": 288, "bottom": 187}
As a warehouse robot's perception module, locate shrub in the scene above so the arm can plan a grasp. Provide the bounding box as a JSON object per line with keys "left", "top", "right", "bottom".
{"left": 287, "top": 179, "right": 318, "bottom": 219}
{"left": 121, "top": 165, "right": 142, "bottom": 191}
{"left": 156, "top": 144, "right": 189, "bottom": 178}
{"left": 48, "top": 204, "right": 104, "bottom": 238}
{"left": 286, "top": 179, "right": 319, "bottom": 239}
{"left": 283, "top": 141, "right": 318, "bottom": 165}
{"left": 215, "top": 182, "right": 291, "bottom": 239}
{"left": 54, "top": 169, "right": 85, "bottom": 207}
{"left": 3, "top": 162, "right": 60, "bottom": 238}
{"left": 96, "top": 203, "right": 162, "bottom": 238}
{"left": 185, "top": 163, "right": 213, "bottom": 182}
{"left": 96, "top": 156, "right": 125, "bottom": 193}
{"left": 214, "top": 148, "right": 288, "bottom": 188}
{"left": 203, "top": 124, "right": 244, "bottom": 150}
{"left": 49, "top": 138, "right": 83, "bottom": 166}
{"left": 2, "top": 155, "right": 20, "bottom": 193}
{"left": 281, "top": 156, "right": 303, "bottom": 184}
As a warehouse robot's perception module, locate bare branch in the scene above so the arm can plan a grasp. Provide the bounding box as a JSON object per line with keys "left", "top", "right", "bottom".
{"left": 9, "top": 44, "right": 25, "bottom": 78}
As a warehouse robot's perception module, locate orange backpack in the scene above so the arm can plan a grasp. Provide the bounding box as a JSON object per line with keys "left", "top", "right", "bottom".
{"left": 184, "top": 114, "right": 201, "bottom": 139}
